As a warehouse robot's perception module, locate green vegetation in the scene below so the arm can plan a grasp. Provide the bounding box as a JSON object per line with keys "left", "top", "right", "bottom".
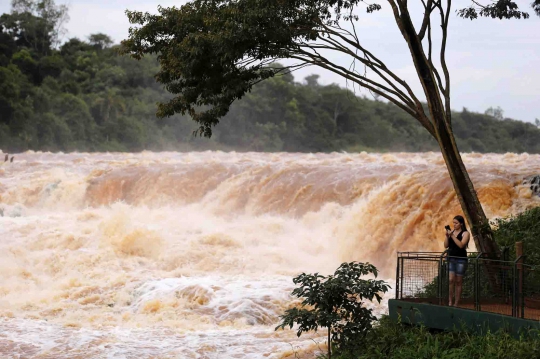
{"left": 493, "top": 207, "right": 540, "bottom": 265}
{"left": 346, "top": 316, "right": 540, "bottom": 359}
{"left": 276, "top": 262, "right": 389, "bottom": 358}
{"left": 2, "top": 1, "right": 540, "bottom": 153}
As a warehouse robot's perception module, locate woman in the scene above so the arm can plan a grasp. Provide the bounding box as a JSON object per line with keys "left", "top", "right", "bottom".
{"left": 444, "top": 215, "right": 470, "bottom": 307}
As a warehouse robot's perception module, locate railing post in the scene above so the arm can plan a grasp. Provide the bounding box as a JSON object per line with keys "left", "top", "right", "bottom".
{"left": 438, "top": 251, "right": 445, "bottom": 305}
{"left": 512, "top": 256, "right": 523, "bottom": 318}
{"left": 522, "top": 258, "right": 526, "bottom": 319}
{"left": 446, "top": 255, "right": 450, "bottom": 305}
{"left": 399, "top": 257, "right": 404, "bottom": 299}
{"left": 474, "top": 253, "right": 483, "bottom": 311}
{"left": 474, "top": 257, "right": 479, "bottom": 311}
{"left": 516, "top": 242, "right": 523, "bottom": 318}
{"left": 511, "top": 262, "right": 514, "bottom": 317}
{"left": 441, "top": 250, "right": 449, "bottom": 305}
{"left": 396, "top": 253, "right": 400, "bottom": 299}
{"left": 502, "top": 247, "right": 508, "bottom": 304}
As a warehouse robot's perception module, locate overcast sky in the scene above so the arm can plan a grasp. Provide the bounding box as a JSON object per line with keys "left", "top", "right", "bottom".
{"left": 1, "top": 0, "right": 539, "bottom": 123}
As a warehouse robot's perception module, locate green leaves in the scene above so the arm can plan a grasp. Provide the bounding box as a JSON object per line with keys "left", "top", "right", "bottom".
{"left": 458, "top": 0, "right": 530, "bottom": 20}
{"left": 366, "top": 4, "right": 381, "bottom": 13}
{"left": 492, "top": 207, "right": 540, "bottom": 265}
{"left": 534, "top": 0, "right": 540, "bottom": 16}
{"left": 357, "top": 315, "right": 540, "bottom": 359}
{"left": 120, "top": 0, "right": 377, "bottom": 137}
{"left": 275, "top": 261, "right": 390, "bottom": 356}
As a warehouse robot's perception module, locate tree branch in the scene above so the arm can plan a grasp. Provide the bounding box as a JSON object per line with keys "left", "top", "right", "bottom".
{"left": 310, "top": 37, "right": 416, "bottom": 109}
{"left": 436, "top": 0, "right": 452, "bottom": 121}
{"left": 291, "top": 53, "right": 408, "bottom": 109}
{"left": 298, "top": 44, "right": 412, "bottom": 106}
{"left": 319, "top": 22, "right": 425, "bottom": 111}
{"left": 425, "top": 18, "right": 445, "bottom": 97}
{"left": 427, "top": 19, "right": 432, "bottom": 64}
{"left": 289, "top": 51, "right": 436, "bottom": 137}
{"left": 387, "top": 0, "right": 407, "bottom": 40}
{"left": 418, "top": 0, "right": 434, "bottom": 40}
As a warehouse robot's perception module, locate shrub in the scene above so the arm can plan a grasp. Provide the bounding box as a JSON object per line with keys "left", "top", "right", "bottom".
{"left": 492, "top": 206, "right": 540, "bottom": 265}
{"left": 275, "top": 262, "right": 389, "bottom": 358}
{"left": 352, "top": 316, "right": 540, "bottom": 359}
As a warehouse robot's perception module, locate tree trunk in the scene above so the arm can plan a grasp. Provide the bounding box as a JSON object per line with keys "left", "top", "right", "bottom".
{"left": 434, "top": 121, "right": 499, "bottom": 257}
{"left": 395, "top": 6, "right": 500, "bottom": 258}
{"left": 327, "top": 326, "right": 331, "bottom": 359}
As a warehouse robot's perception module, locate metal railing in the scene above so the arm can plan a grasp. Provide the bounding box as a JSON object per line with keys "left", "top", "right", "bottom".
{"left": 395, "top": 250, "right": 540, "bottom": 320}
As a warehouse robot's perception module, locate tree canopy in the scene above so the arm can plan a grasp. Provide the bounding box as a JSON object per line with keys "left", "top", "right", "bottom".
{"left": 120, "top": 0, "right": 536, "bottom": 138}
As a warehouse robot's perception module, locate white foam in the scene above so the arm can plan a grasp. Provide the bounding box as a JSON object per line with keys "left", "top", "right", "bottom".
{"left": 132, "top": 276, "right": 294, "bottom": 325}
{"left": 0, "top": 317, "right": 323, "bottom": 359}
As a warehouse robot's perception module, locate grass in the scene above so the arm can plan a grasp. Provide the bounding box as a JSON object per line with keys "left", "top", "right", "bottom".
{"left": 325, "top": 316, "right": 540, "bottom": 359}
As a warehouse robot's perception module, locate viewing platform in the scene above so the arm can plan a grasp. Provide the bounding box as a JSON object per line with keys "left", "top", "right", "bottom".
{"left": 388, "top": 249, "right": 540, "bottom": 336}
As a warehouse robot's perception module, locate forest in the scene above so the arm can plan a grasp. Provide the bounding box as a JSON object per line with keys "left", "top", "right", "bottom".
{"left": 1, "top": 2, "right": 540, "bottom": 153}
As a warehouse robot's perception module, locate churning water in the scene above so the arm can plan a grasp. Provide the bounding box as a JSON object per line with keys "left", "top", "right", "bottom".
{"left": 0, "top": 151, "right": 539, "bottom": 358}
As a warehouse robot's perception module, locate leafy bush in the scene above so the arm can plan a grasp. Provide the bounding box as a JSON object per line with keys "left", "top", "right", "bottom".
{"left": 344, "top": 316, "right": 540, "bottom": 359}
{"left": 493, "top": 206, "right": 540, "bottom": 265}
{"left": 276, "top": 262, "right": 389, "bottom": 358}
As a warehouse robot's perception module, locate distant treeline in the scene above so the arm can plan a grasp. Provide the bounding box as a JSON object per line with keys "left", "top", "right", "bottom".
{"left": 1, "top": 7, "right": 540, "bottom": 153}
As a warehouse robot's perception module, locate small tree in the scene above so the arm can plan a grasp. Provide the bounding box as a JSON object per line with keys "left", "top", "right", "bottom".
{"left": 10, "top": 0, "right": 70, "bottom": 51}
{"left": 485, "top": 106, "right": 504, "bottom": 121}
{"left": 88, "top": 33, "right": 113, "bottom": 50}
{"left": 275, "top": 262, "right": 389, "bottom": 358}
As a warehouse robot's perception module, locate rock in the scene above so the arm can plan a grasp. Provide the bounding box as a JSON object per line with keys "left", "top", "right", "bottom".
{"left": 4, "top": 204, "right": 26, "bottom": 217}
{"left": 42, "top": 180, "right": 61, "bottom": 196}
{"left": 523, "top": 175, "right": 540, "bottom": 197}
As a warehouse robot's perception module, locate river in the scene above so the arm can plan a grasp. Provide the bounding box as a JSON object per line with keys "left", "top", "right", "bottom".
{"left": 0, "top": 151, "right": 539, "bottom": 358}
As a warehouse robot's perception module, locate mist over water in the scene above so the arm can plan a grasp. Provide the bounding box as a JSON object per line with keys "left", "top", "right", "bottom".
{"left": 1, "top": 151, "right": 539, "bottom": 358}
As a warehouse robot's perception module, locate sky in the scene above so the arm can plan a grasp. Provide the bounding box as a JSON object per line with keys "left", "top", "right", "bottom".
{"left": 1, "top": 0, "right": 539, "bottom": 124}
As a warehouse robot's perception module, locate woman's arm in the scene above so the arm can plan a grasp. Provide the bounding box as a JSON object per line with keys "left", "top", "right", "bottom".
{"left": 452, "top": 232, "right": 470, "bottom": 249}
{"left": 444, "top": 230, "right": 452, "bottom": 248}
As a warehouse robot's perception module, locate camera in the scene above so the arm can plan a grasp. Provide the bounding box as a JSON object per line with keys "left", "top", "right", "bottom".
{"left": 445, "top": 225, "right": 451, "bottom": 231}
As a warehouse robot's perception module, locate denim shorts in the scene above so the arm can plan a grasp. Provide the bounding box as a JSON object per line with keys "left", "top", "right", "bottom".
{"left": 448, "top": 257, "right": 468, "bottom": 276}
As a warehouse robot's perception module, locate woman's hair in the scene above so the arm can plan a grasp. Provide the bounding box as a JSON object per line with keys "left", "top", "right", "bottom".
{"left": 453, "top": 215, "right": 467, "bottom": 232}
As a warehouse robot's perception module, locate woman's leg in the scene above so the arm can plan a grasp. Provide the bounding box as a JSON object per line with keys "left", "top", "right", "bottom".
{"left": 454, "top": 260, "right": 467, "bottom": 307}
{"left": 448, "top": 272, "right": 455, "bottom": 306}
{"left": 455, "top": 275, "right": 463, "bottom": 307}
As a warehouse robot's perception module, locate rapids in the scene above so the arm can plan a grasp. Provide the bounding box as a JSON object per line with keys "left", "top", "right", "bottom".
{"left": 0, "top": 151, "right": 539, "bottom": 358}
